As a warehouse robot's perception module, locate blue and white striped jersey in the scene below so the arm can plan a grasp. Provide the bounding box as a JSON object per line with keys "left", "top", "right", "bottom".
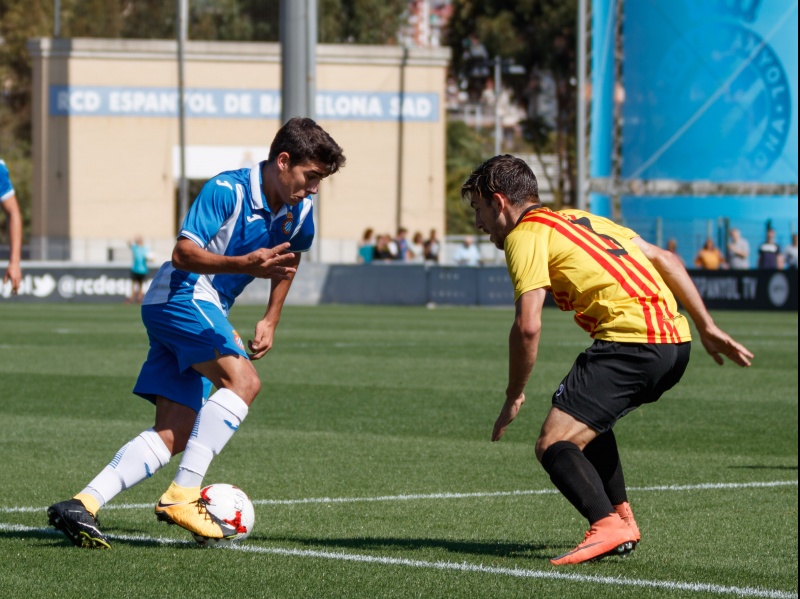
{"left": 0, "top": 159, "right": 15, "bottom": 201}
{"left": 144, "top": 161, "right": 314, "bottom": 314}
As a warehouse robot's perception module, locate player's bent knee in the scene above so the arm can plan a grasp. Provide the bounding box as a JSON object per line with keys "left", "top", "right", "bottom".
{"left": 534, "top": 437, "right": 550, "bottom": 463}
{"left": 246, "top": 367, "right": 262, "bottom": 397}
{"left": 233, "top": 370, "right": 261, "bottom": 404}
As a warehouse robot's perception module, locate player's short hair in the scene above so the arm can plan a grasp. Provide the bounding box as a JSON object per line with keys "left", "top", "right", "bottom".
{"left": 461, "top": 154, "right": 539, "bottom": 207}
{"left": 268, "top": 117, "right": 346, "bottom": 175}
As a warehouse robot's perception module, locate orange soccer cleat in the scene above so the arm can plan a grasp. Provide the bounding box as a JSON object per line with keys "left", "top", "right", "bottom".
{"left": 614, "top": 501, "right": 641, "bottom": 546}
{"left": 550, "top": 513, "right": 637, "bottom": 565}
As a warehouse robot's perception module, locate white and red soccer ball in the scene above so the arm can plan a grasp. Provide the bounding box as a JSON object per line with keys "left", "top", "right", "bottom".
{"left": 192, "top": 483, "right": 255, "bottom": 547}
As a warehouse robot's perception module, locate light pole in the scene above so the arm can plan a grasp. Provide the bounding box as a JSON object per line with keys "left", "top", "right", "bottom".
{"left": 54, "top": 0, "right": 61, "bottom": 37}
{"left": 494, "top": 56, "right": 502, "bottom": 156}
{"left": 492, "top": 57, "right": 526, "bottom": 156}
{"left": 177, "top": 0, "right": 189, "bottom": 225}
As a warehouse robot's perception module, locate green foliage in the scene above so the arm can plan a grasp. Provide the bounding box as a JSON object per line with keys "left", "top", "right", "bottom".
{"left": 0, "top": 304, "right": 797, "bottom": 598}
{"left": 321, "top": 0, "right": 409, "bottom": 44}
{"left": 445, "top": 120, "right": 492, "bottom": 235}
{"left": 447, "top": 0, "right": 579, "bottom": 206}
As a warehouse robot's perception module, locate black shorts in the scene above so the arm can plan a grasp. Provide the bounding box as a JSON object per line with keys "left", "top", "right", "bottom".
{"left": 131, "top": 272, "right": 146, "bottom": 284}
{"left": 552, "top": 340, "right": 691, "bottom": 433}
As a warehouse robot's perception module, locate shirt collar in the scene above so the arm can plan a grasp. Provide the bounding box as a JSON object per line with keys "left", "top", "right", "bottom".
{"left": 249, "top": 161, "right": 268, "bottom": 211}
{"left": 248, "top": 161, "right": 305, "bottom": 219}
{"left": 515, "top": 203, "right": 544, "bottom": 226}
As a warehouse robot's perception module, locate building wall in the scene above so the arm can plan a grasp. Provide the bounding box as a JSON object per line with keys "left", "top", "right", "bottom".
{"left": 27, "top": 38, "right": 451, "bottom": 264}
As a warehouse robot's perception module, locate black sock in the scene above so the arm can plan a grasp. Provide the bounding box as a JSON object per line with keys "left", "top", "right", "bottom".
{"left": 582, "top": 430, "right": 628, "bottom": 506}
{"left": 540, "top": 440, "right": 615, "bottom": 524}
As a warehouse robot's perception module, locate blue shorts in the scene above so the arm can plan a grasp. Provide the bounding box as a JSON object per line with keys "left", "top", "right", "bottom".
{"left": 133, "top": 300, "right": 249, "bottom": 412}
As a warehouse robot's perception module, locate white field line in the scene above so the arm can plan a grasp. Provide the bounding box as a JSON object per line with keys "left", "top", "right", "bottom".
{"left": 1, "top": 479, "right": 796, "bottom": 515}
{"left": 0, "top": 522, "right": 796, "bottom": 599}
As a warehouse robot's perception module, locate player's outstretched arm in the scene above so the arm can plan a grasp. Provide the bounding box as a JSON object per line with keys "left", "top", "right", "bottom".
{"left": 632, "top": 236, "right": 754, "bottom": 367}
{"left": 172, "top": 238, "right": 297, "bottom": 279}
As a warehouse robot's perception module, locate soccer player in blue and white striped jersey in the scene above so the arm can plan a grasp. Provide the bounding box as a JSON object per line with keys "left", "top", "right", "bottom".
{"left": 48, "top": 118, "right": 346, "bottom": 547}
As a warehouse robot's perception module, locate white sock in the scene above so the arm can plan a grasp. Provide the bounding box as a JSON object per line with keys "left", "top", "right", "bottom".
{"left": 82, "top": 428, "right": 171, "bottom": 507}
{"left": 173, "top": 388, "right": 249, "bottom": 488}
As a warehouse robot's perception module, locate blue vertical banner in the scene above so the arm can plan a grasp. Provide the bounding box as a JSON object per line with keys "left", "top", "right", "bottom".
{"left": 589, "top": 0, "right": 615, "bottom": 216}
{"left": 611, "top": 0, "right": 798, "bottom": 262}
{"left": 622, "top": 0, "right": 798, "bottom": 184}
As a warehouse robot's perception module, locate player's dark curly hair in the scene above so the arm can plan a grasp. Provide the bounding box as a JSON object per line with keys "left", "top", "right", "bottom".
{"left": 267, "top": 117, "right": 346, "bottom": 175}
{"left": 461, "top": 154, "right": 539, "bottom": 206}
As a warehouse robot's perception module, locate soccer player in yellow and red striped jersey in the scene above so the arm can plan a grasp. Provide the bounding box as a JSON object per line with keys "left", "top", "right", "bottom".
{"left": 462, "top": 155, "right": 753, "bottom": 566}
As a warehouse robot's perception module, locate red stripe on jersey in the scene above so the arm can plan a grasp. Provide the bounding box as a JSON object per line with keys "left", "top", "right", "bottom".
{"left": 575, "top": 312, "right": 600, "bottom": 335}
{"left": 526, "top": 212, "right": 661, "bottom": 297}
{"left": 619, "top": 253, "right": 681, "bottom": 342}
{"left": 551, "top": 289, "right": 574, "bottom": 311}
{"left": 526, "top": 211, "right": 684, "bottom": 343}
{"left": 565, "top": 214, "right": 682, "bottom": 343}
{"left": 617, "top": 250, "right": 684, "bottom": 342}
{"left": 523, "top": 212, "right": 658, "bottom": 342}
{"left": 551, "top": 213, "right": 681, "bottom": 343}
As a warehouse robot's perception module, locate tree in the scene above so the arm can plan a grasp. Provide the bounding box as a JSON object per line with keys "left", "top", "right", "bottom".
{"left": 446, "top": 0, "right": 578, "bottom": 207}
{"left": 320, "top": 0, "right": 408, "bottom": 44}
{"left": 445, "top": 120, "right": 492, "bottom": 234}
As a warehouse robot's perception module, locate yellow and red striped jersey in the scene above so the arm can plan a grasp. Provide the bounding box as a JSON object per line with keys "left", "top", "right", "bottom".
{"left": 504, "top": 207, "right": 691, "bottom": 343}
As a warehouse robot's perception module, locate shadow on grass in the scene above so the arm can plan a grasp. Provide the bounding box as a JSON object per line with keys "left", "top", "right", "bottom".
{"left": 258, "top": 535, "right": 560, "bottom": 561}
{"left": 6, "top": 527, "right": 564, "bottom": 558}
{"left": 0, "top": 526, "right": 198, "bottom": 550}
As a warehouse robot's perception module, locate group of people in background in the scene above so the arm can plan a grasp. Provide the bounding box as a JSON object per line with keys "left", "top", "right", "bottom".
{"left": 684, "top": 227, "right": 798, "bottom": 271}
{"left": 357, "top": 227, "right": 440, "bottom": 264}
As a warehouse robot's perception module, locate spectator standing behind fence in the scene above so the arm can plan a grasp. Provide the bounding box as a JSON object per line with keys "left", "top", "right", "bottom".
{"left": 694, "top": 238, "right": 725, "bottom": 270}
{"left": 758, "top": 229, "right": 783, "bottom": 269}
{"left": 125, "top": 235, "right": 150, "bottom": 304}
{"left": 424, "top": 229, "right": 440, "bottom": 263}
{"left": 727, "top": 228, "right": 750, "bottom": 270}
{"left": 784, "top": 233, "right": 798, "bottom": 269}
{"left": 408, "top": 231, "right": 425, "bottom": 263}
{"left": 373, "top": 234, "right": 397, "bottom": 262}
{"left": 394, "top": 227, "right": 410, "bottom": 262}
{"left": 454, "top": 235, "right": 482, "bottom": 266}
{"left": 0, "top": 158, "right": 22, "bottom": 295}
{"left": 666, "top": 239, "right": 685, "bottom": 266}
{"left": 357, "top": 228, "right": 375, "bottom": 264}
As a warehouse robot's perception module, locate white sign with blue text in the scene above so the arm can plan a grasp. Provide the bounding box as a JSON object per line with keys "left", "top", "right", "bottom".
{"left": 49, "top": 86, "right": 439, "bottom": 122}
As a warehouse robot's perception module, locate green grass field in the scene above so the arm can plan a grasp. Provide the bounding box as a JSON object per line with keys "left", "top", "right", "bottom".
{"left": 0, "top": 303, "right": 796, "bottom": 599}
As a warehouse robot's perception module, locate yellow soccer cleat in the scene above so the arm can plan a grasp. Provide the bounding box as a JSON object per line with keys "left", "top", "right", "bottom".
{"left": 154, "top": 483, "right": 226, "bottom": 539}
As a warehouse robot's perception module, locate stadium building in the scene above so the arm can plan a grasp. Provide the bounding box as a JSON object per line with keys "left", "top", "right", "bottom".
{"left": 27, "top": 38, "right": 451, "bottom": 265}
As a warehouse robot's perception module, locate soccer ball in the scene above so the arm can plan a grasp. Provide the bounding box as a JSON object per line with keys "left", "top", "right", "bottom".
{"left": 192, "top": 483, "right": 255, "bottom": 547}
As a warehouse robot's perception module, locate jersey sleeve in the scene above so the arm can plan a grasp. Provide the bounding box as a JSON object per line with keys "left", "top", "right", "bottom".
{"left": 287, "top": 200, "right": 315, "bottom": 252}
{"left": 179, "top": 176, "right": 239, "bottom": 247}
{"left": 0, "top": 160, "right": 14, "bottom": 201}
{"left": 505, "top": 228, "right": 551, "bottom": 302}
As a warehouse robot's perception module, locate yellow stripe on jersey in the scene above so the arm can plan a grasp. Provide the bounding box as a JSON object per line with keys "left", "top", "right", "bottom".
{"left": 504, "top": 208, "right": 691, "bottom": 343}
